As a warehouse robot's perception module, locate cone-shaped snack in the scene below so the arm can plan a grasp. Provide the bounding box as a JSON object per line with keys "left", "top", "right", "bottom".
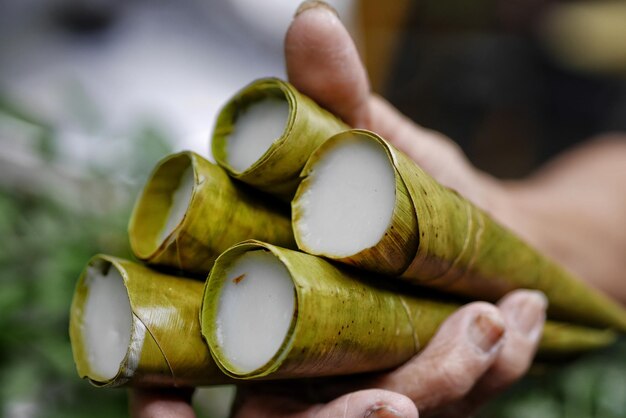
{"left": 211, "top": 78, "right": 348, "bottom": 199}
{"left": 292, "top": 130, "right": 626, "bottom": 331}
{"left": 70, "top": 255, "right": 227, "bottom": 387}
{"left": 539, "top": 322, "right": 616, "bottom": 358}
{"left": 201, "top": 241, "right": 616, "bottom": 380}
{"left": 129, "top": 151, "right": 295, "bottom": 275}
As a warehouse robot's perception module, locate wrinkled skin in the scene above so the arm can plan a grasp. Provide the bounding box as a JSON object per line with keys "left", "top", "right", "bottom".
{"left": 131, "top": 1, "right": 626, "bottom": 417}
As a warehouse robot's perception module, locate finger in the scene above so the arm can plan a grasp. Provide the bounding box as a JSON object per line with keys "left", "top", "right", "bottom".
{"left": 369, "top": 96, "right": 494, "bottom": 207}
{"left": 427, "top": 291, "right": 547, "bottom": 418}
{"left": 285, "top": 1, "right": 371, "bottom": 127}
{"left": 375, "top": 302, "right": 506, "bottom": 413}
{"left": 285, "top": 2, "right": 497, "bottom": 208}
{"left": 285, "top": 2, "right": 459, "bottom": 164}
{"left": 129, "top": 388, "right": 195, "bottom": 418}
{"left": 285, "top": 3, "right": 492, "bottom": 208}
{"left": 235, "top": 389, "right": 418, "bottom": 418}
{"left": 470, "top": 290, "right": 546, "bottom": 396}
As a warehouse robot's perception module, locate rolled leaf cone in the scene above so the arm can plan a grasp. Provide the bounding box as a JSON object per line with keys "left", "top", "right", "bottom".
{"left": 211, "top": 78, "right": 348, "bottom": 199}
{"left": 70, "top": 255, "right": 228, "bottom": 387}
{"left": 128, "top": 151, "right": 295, "bottom": 275}
{"left": 293, "top": 129, "right": 626, "bottom": 330}
{"left": 539, "top": 322, "right": 616, "bottom": 358}
{"left": 201, "top": 241, "right": 616, "bottom": 380}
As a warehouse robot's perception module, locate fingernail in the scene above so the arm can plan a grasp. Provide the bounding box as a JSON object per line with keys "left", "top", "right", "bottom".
{"left": 364, "top": 405, "right": 405, "bottom": 418}
{"left": 295, "top": 0, "right": 339, "bottom": 18}
{"left": 512, "top": 291, "right": 547, "bottom": 339}
{"left": 468, "top": 312, "right": 505, "bottom": 354}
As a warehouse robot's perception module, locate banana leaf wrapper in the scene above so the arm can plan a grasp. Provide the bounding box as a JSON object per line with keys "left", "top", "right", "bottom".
{"left": 70, "top": 255, "right": 228, "bottom": 387}
{"left": 294, "top": 130, "right": 626, "bottom": 331}
{"left": 129, "top": 151, "right": 295, "bottom": 275}
{"left": 539, "top": 322, "right": 616, "bottom": 358}
{"left": 201, "top": 241, "right": 616, "bottom": 380}
{"left": 211, "top": 78, "right": 348, "bottom": 200}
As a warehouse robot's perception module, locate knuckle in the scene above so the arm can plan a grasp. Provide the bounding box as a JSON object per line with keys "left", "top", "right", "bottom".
{"left": 428, "top": 354, "right": 477, "bottom": 402}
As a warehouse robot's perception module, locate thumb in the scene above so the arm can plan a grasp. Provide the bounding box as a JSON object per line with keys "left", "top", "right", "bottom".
{"left": 285, "top": 1, "right": 498, "bottom": 210}
{"left": 236, "top": 389, "right": 418, "bottom": 418}
{"left": 129, "top": 388, "right": 195, "bottom": 418}
{"left": 285, "top": 1, "right": 371, "bottom": 127}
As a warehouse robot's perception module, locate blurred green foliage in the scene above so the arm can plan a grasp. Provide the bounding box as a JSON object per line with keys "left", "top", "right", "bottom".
{"left": 0, "top": 187, "right": 132, "bottom": 418}
{"left": 0, "top": 99, "right": 171, "bottom": 417}
{"left": 480, "top": 340, "right": 626, "bottom": 417}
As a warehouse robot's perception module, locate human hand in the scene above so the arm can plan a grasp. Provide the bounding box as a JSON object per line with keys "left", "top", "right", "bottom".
{"left": 130, "top": 2, "right": 549, "bottom": 417}
{"left": 130, "top": 290, "right": 546, "bottom": 418}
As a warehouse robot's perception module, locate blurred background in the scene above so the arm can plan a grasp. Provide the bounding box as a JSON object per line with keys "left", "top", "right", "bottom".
{"left": 1, "top": 0, "right": 625, "bottom": 417}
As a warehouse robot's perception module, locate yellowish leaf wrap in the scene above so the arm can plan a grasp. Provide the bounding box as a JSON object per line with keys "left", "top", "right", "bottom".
{"left": 129, "top": 151, "right": 295, "bottom": 275}
{"left": 212, "top": 78, "right": 348, "bottom": 199}
{"left": 70, "top": 255, "right": 227, "bottom": 387}
{"left": 202, "top": 242, "right": 616, "bottom": 380}
{"left": 294, "top": 130, "right": 626, "bottom": 330}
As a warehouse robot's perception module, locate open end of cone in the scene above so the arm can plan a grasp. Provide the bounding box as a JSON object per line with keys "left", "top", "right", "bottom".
{"left": 130, "top": 153, "right": 195, "bottom": 258}
{"left": 224, "top": 95, "right": 290, "bottom": 173}
{"left": 214, "top": 250, "right": 295, "bottom": 374}
{"left": 158, "top": 165, "right": 194, "bottom": 244}
{"left": 81, "top": 260, "right": 132, "bottom": 381}
{"left": 293, "top": 133, "right": 396, "bottom": 258}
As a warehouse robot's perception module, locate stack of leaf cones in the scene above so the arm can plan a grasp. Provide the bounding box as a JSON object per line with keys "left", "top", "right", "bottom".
{"left": 69, "top": 78, "right": 625, "bottom": 389}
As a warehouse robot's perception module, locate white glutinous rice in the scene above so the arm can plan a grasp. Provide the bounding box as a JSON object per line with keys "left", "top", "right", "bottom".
{"left": 82, "top": 264, "right": 132, "bottom": 380}
{"left": 294, "top": 134, "right": 396, "bottom": 257}
{"left": 159, "top": 166, "right": 194, "bottom": 243}
{"left": 215, "top": 251, "right": 295, "bottom": 373}
{"left": 225, "top": 98, "right": 290, "bottom": 173}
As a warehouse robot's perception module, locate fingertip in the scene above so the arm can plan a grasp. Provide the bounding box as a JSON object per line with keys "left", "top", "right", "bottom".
{"left": 498, "top": 290, "right": 547, "bottom": 341}
{"left": 463, "top": 303, "right": 507, "bottom": 355}
{"left": 341, "top": 389, "right": 418, "bottom": 418}
{"left": 294, "top": 0, "right": 339, "bottom": 19}
{"left": 466, "top": 291, "right": 547, "bottom": 400}
{"left": 286, "top": 1, "right": 347, "bottom": 74}
{"left": 364, "top": 405, "right": 408, "bottom": 418}
{"left": 435, "top": 301, "right": 506, "bottom": 356}
{"left": 286, "top": 1, "right": 370, "bottom": 126}
{"left": 239, "top": 388, "right": 418, "bottom": 418}
{"left": 498, "top": 289, "right": 548, "bottom": 309}
{"left": 129, "top": 388, "right": 195, "bottom": 418}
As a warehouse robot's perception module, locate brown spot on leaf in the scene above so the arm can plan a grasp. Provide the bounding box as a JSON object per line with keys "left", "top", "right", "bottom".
{"left": 232, "top": 274, "right": 246, "bottom": 284}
